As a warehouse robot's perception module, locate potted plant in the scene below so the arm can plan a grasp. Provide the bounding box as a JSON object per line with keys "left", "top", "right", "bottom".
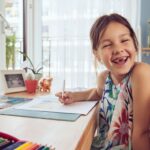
{"left": 19, "top": 51, "right": 43, "bottom": 80}
{"left": 25, "top": 73, "right": 38, "bottom": 93}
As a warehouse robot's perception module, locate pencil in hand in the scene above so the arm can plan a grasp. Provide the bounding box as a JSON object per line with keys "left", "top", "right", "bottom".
{"left": 62, "top": 79, "right": 65, "bottom": 98}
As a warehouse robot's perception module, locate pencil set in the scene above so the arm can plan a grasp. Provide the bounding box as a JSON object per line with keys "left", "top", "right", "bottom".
{"left": 0, "top": 132, "right": 55, "bottom": 150}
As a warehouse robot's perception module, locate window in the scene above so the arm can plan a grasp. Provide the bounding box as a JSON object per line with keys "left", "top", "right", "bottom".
{"left": 41, "top": 0, "right": 100, "bottom": 91}
{"left": 5, "top": 0, "right": 23, "bottom": 69}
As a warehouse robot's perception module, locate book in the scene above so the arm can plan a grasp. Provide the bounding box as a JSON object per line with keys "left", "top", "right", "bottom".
{"left": 0, "top": 95, "right": 32, "bottom": 109}
{"left": 14, "top": 95, "right": 98, "bottom": 115}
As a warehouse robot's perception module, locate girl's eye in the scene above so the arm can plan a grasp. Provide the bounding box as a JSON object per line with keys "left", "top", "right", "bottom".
{"left": 102, "top": 44, "right": 111, "bottom": 48}
{"left": 121, "top": 39, "right": 129, "bottom": 43}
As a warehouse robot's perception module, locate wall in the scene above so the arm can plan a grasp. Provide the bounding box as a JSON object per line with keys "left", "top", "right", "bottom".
{"left": 141, "top": 0, "right": 150, "bottom": 48}
{"left": 141, "top": 0, "right": 150, "bottom": 64}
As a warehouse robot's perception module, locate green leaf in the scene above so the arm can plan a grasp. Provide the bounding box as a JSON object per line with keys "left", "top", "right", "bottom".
{"left": 18, "top": 51, "right": 43, "bottom": 74}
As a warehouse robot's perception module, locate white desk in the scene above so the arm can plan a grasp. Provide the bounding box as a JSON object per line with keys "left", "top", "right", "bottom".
{"left": 0, "top": 92, "right": 98, "bottom": 150}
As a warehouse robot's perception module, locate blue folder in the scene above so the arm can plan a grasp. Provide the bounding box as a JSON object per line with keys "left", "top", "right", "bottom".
{"left": 0, "top": 108, "right": 80, "bottom": 121}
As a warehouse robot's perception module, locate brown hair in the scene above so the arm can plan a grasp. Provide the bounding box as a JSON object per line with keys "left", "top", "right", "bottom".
{"left": 90, "top": 13, "right": 138, "bottom": 52}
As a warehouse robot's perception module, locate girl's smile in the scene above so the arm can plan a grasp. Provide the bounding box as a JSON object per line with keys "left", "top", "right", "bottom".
{"left": 111, "top": 56, "right": 129, "bottom": 65}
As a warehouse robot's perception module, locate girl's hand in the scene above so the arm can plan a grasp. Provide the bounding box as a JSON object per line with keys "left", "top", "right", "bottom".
{"left": 55, "top": 91, "right": 75, "bottom": 105}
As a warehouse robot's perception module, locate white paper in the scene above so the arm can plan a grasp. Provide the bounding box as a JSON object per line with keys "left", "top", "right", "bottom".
{"left": 14, "top": 95, "right": 97, "bottom": 115}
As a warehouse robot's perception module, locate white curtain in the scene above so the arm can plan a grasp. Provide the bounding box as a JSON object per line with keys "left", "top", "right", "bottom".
{"left": 41, "top": 0, "right": 141, "bottom": 92}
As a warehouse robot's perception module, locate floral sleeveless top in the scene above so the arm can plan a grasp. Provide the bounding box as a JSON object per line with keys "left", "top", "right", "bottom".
{"left": 92, "top": 72, "right": 133, "bottom": 150}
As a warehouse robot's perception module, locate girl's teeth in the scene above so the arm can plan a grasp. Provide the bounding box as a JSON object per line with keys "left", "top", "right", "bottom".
{"left": 113, "top": 57, "right": 127, "bottom": 64}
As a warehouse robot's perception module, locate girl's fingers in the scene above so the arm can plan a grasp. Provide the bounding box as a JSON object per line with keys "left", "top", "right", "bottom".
{"left": 55, "top": 92, "right": 62, "bottom": 97}
{"left": 59, "top": 97, "right": 72, "bottom": 105}
{"left": 63, "top": 98, "right": 70, "bottom": 104}
{"left": 55, "top": 91, "right": 73, "bottom": 104}
{"left": 59, "top": 98, "right": 64, "bottom": 103}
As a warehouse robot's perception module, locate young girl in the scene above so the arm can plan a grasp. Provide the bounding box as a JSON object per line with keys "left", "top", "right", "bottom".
{"left": 56, "top": 13, "right": 150, "bottom": 150}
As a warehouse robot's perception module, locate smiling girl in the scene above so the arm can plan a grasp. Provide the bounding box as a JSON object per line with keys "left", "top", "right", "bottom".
{"left": 56, "top": 13, "right": 150, "bottom": 150}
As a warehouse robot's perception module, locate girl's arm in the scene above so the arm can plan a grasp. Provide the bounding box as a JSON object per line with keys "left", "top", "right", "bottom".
{"left": 131, "top": 63, "right": 150, "bottom": 150}
{"left": 55, "top": 70, "right": 108, "bottom": 104}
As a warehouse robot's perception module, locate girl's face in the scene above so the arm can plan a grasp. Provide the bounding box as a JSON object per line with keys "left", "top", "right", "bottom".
{"left": 96, "top": 22, "right": 137, "bottom": 79}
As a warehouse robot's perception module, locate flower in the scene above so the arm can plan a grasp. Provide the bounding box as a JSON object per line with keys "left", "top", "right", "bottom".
{"left": 19, "top": 51, "right": 43, "bottom": 74}
{"left": 111, "top": 108, "right": 129, "bottom": 145}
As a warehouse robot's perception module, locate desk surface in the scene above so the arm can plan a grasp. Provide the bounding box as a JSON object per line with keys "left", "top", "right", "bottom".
{"left": 0, "top": 92, "right": 98, "bottom": 150}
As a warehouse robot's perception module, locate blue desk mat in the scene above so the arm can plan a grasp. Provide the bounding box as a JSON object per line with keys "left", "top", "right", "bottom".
{"left": 0, "top": 108, "right": 80, "bottom": 121}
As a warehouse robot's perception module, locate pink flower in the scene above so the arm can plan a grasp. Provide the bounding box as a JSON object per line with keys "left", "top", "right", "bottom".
{"left": 112, "top": 108, "right": 129, "bottom": 145}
